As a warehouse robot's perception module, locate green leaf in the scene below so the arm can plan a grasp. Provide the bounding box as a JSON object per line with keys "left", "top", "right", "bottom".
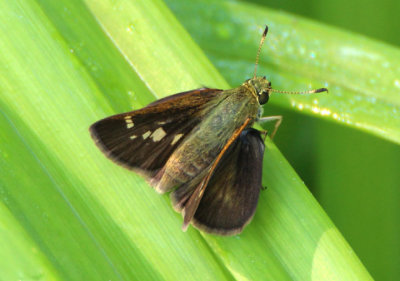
{"left": 0, "top": 0, "right": 373, "bottom": 280}
{"left": 167, "top": 0, "right": 400, "bottom": 145}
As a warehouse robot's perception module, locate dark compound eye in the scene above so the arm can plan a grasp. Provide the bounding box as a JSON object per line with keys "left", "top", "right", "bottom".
{"left": 258, "top": 90, "right": 269, "bottom": 105}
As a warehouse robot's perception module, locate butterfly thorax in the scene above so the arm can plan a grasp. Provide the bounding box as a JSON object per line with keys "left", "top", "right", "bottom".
{"left": 153, "top": 86, "right": 260, "bottom": 193}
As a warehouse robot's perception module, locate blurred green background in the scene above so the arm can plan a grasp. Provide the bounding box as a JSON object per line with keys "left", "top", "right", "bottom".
{"left": 207, "top": 0, "right": 400, "bottom": 280}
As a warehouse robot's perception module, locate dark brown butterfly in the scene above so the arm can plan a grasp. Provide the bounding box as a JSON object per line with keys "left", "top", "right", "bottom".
{"left": 89, "top": 26, "right": 327, "bottom": 235}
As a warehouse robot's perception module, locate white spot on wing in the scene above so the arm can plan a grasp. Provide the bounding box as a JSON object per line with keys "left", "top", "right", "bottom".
{"left": 130, "top": 135, "right": 137, "bottom": 139}
{"left": 142, "top": 131, "right": 151, "bottom": 139}
{"left": 151, "top": 127, "right": 166, "bottom": 142}
{"left": 157, "top": 121, "right": 167, "bottom": 125}
{"left": 171, "top": 133, "right": 184, "bottom": 145}
{"left": 125, "top": 116, "right": 134, "bottom": 128}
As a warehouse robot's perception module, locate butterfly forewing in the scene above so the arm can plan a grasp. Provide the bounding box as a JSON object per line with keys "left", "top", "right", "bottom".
{"left": 90, "top": 88, "right": 222, "bottom": 180}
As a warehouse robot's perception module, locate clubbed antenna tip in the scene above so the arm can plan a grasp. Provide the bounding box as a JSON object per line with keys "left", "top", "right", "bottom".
{"left": 262, "top": 25, "right": 269, "bottom": 37}
{"left": 314, "top": 88, "right": 328, "bottom": 93}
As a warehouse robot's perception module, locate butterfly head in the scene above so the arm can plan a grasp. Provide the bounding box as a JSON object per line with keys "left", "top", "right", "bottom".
{"left": 247, "top": 76, "right": 271, "bottom": 105}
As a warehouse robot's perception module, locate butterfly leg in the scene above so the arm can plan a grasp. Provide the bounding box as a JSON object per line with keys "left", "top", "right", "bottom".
{"left": 181, "top": 118, "right": 252, "bottom": 231}
{"left": 258, "top": 115, "right": 282, "bottom": 139}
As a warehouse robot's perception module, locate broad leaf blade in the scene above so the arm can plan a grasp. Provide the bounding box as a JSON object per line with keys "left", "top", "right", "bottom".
{"left": 0, "top": 0, "right": 229, "bottom": 280}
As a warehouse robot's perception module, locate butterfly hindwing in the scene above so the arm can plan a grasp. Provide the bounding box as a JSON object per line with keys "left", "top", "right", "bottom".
{"left": 171, "top": 128, "right": 265, "bottom": 235}
{"left": 90, "top": 88, "right": 222, "bottom": 180}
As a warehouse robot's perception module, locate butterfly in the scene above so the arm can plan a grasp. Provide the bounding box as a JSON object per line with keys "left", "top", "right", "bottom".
{"left": 89, "top": 25, "right": 327, "bottom": 235}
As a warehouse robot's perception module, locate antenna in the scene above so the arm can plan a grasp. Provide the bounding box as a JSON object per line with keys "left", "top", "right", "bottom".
{"left": 269, "top": 88, "right": 328, "bottom": 95}
{"left": 253, "top": 25, "right": 268, "bottom": 79}
{"left": 253, "top": 25, "right": 328, "bottom": 96}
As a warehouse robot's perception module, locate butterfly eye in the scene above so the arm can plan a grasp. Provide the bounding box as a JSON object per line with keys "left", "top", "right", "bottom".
{"left": 258, "top": 90, "right": 269, "bottom": 105}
